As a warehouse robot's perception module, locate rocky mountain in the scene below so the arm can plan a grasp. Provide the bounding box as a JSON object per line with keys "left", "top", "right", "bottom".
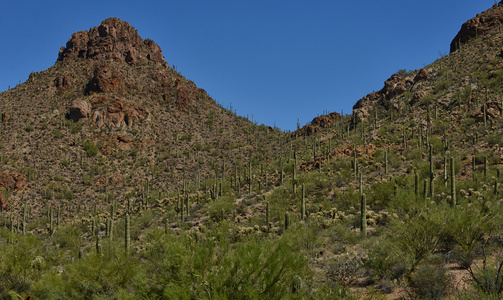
{"left": 3, "top": 3, "right": 503, "bottom": 298}
{"left": 0, "top": 17, "right": 284, "bottom": 214}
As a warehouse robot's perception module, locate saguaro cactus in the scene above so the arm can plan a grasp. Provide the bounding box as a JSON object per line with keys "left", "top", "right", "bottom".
{"left": 280, "top": 157, "right": 284, "bottom": 185}
{"left": 484, "top": 155, "right": 488, "bottom": 179}
{"left": 423, "top": 179, "right": 428, "bottom": 200}
{"left": 301, "top": 184, "right": 306, "bottom": 220}
{"left": 384, "top": 150, "right": 388, "bottom": 175}
{"left": 450, "top": 157, "right": 456, "bottom": 206}
{"left": 443, "top": 156, "right": 448, "bottom": 186}
{"left": 494, "top": 178, "right": 499, "bottom": 196}
{"left": 360, "top": 194, "right": 367, "bottom": 236}
{"left": 266, "top": 201, "right": 270, "bottom": 224}
{"left": 285, "top": 212, "right": 290, "bottom": 230}
{"left": 96, "top": 235, "right": 102, "bottom": 255}
{"left": 430, "top": 174, "right": 435, "bottom": 201}
{"left": 249, "top": 158, "right": 252, "bottom": 195}
{"left": 359, "top": 172, "right": 363, "bottom": 194}
{"left": 415, "top": 173, "right": 419, "bottom": 196}
{"left": 472, "top": 156, "right": 476, "bottom": 181}
{"left": 22, "top": 204, "right": 27, "bottom": 235}
{"left": 125, "top": 214, "right": 130, "bottom": 254}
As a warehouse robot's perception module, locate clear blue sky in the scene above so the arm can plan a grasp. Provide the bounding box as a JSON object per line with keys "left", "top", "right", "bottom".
{"left": 1, "top": 1, "right": 496, "bottom": 131}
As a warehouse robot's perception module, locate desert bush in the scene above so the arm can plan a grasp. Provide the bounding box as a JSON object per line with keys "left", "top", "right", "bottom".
{"left": 137, "top": 224, "right": 308, "bottom": 299}
{"left": 409, "top": 255, "right": 452, "bottom": 299}
{"left": 326, "top": 251, "right": 366, "bottom": 286}
{"left": 82, "top": 139, "right": 98, "bottom": 157}
{"left": 208, "top": 195, "right": 235, "bottom": 222}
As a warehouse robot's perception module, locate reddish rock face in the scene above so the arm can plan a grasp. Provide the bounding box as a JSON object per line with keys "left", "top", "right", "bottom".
{"left": 86, "top": 64, "right": 122, "bottom": 94}
{"left": 54, "top": 74, "right": 72, "bottom": 91}
{"left": 0, "top": 171, "right": 27, "bottom": 193}
{"left": 414, "top": 68, "right": 430, "bottom": 82}
{"left": 0, "top": 193, "right": 7, "bottom": 211}
{"left": 58, "top": 17, "right": 167, "bottom": 66}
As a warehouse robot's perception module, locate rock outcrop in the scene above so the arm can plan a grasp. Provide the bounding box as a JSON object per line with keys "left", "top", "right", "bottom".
{"left": 86, "top": 64, "right": 123, "bottom": 94}
{"left": 470, "top": 100, "right": 502, "bottom": 121}
{"left": 297, "top": 112, "right": 342, "bottom": 135}
{"left": 58, "top": 17, "right": 168, "bottom": 67}
{"left": 351, "top": 68, "right": 430, "bottom": 124}
{"left": 0, "top": 171, "right": 27, "bottom": 210}
{"left": 68, "top": 95, "right": 144, "bottom": 127}
{"left": 0, "top": 171, "right": 27, "bottom": 192}
{"left": 450, "top": 2, "right": 503, "bottom": 53}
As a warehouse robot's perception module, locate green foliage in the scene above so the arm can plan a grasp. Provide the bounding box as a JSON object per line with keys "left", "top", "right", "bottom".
{"left": 208, "top": 195, "right": 234, "bottom": 222}
{"left": 82, "top": 139, "right": 98, "bottom": 157}
{"left": 70, "top": 122, "right": 83, "bottom": 134}
{"left": 24, "top": 124, "right": 34, "bottom": 132}
{"left": 409, "top": 256, "right": 452, "bottom": 299}
{"left": 433, "top": 79, "right": 451, "bottom": 94}
{"left": 135, "top": 224, "right": 308, "bottom": 299}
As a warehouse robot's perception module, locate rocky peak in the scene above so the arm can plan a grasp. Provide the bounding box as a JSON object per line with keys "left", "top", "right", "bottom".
{"left": 57, "top": 17, "right": 167, "bottom": 67}
{"left": 450, "top": 1, "right": 503, "bottom": 53}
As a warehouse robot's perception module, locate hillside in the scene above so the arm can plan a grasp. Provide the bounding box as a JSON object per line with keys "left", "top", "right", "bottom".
{"left": 1, "top": 3, "right": 503, "bottom": 299}
{"left": 0, "top": 17, "right": 285, "bottom": 216}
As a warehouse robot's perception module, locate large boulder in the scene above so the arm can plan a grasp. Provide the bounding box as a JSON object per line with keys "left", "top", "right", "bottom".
{"left": 68, "top": 99, "right": 92, "bottom": 122}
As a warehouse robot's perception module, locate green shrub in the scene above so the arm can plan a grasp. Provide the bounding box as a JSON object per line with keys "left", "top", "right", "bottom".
{"left": 82, "top": 140, "right": 98, "bottom": 157}
{"left": 409, "top": 256, "right": 452, "bottom": 299}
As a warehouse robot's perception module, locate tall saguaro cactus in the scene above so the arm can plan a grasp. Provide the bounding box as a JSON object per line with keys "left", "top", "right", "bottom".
{"left": 360, "top": 194, "right": 367, "bottom": 237}
{"left": 384, "top": 150, "right": 388, "bottom": 175}
{"left": 293, "top": 152, "right": 297, "bottom": 195}
{"left": 301, "top": 184, "right": 306, "bottom": 220}
{"left": 450, "top": 157, "right": 456, "bottom": 206}
{"left": 249, "top": 158, "right": 252, "bottom": 196}
{"left": 415, "top": 173, "right": 419, "bottom": 196}
{"left": 125, "top": 214, "right": 131, "bottom": 254}
{"left": 285, "top": 212, "right": 290, "bottom": 230}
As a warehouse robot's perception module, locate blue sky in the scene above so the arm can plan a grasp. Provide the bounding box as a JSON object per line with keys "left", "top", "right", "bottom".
{"left": 1, "top": 1, "right": 496, "bottom": 131}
